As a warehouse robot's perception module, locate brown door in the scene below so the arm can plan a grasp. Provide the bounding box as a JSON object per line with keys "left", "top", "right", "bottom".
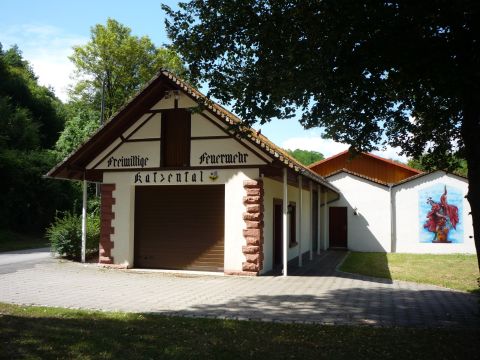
{"left": 329, "top": 207, "right": 347, "bottom": 248}
{"left": 134, "top": 185, "right": 224, "bottom": 271}
{"left": 273, "top": 201, "right": 283, "bottom": 266}
{"left": 161, "top": 109, "right": 190, "bottom": 167}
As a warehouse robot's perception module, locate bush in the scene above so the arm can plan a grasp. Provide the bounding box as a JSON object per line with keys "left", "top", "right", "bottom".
{"left": 47, "top": 210, "right": 100, "bottom": 260}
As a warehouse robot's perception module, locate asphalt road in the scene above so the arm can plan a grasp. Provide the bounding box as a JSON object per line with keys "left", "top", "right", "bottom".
{"left": 0, "top": 247, "right": 52, "bottom": 274}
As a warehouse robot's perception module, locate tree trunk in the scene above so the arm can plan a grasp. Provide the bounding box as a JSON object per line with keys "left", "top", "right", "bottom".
{"left": 462, "top": 100, "right": 480, "bottom": 273}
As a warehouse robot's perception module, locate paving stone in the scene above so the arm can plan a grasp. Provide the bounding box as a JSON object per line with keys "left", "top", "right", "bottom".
{"left": 0, "top": 251, "right": 478, "bottom": 328}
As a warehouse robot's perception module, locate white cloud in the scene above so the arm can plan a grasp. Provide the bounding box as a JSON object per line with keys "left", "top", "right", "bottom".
{"left": 282, "top": 135, "right": 409, "bottom": 162}
{"left": 1, "top": 24, "right": 87, "bottom": 102}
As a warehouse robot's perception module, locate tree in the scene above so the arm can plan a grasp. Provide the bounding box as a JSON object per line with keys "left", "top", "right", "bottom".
{"left": 408, "top": 155, "right": 468, "bottom": 177}
{"left": 0, "top": 44, "right": 65, "bottom": 149}
{"left": 69, "top": 18, "right": 188, "bottom": 123}
{"left": 0, "top": 43, "right": 77, "bottom": 233}
{"left": 163, "top": 1, "right": 480, "bottom": 270}
{"left": 285, "top": 149, "right": 324, "bottom": 166}
{"left": 55, "top": 104, "right": 100, "bottom": 159}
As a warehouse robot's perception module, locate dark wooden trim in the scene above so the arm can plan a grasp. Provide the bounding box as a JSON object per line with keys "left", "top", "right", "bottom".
{"left": 92, "top": 113, "right": 159, "bottom": 170}
{"left": 174, "top": 97, "right": 179, "bottom": 109}
{"left": 124, "top": 113, "right": 157, "bottom": 141}
{"left": 101, "top": 165, "right": 262, "bottom": 173}
{"left": 91, "top": 138, "right": 126, "bottom": 170}
{"left": 160, "top": 108, "right": 191, "bottom": 167}
{"left": 190, "top": 135, "right": 232, "bottom": 140}
{"left": 200, "top": 112, "right": 272, "bottom": 164}
{"left": 49, "top": 78, "right": 172, "bottom": 179}
{"left": 187, "top": 110, "right": 191, "bottom": 166}
{"left": 124, "top": 138, "right": 161, "bottom": 143}
{"left": 160, "top": 111, "right": 166, "bottom": 167}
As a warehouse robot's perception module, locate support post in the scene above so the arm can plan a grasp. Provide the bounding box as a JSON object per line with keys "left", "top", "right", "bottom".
{"left": 81, "top": 178, "right": 87, "bottom": 263}
{"left": 323, "top": 190, "right": 328, "bottom": 250}
{"left": 298, "top": 175, "right": 303, "bottom": 267}
{"left": 317, "top": 184, "right": 321, "bottom": 255}
{"left": 309, "top": 181, "right": 313, "bottom": 260}
{"left": 283, "top": 168, "right": 288, "bottom": 276}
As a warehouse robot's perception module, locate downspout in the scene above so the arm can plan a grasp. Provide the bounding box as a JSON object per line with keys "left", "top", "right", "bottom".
{"left": 389, "top": 184, "right": 396, "bottom": 253}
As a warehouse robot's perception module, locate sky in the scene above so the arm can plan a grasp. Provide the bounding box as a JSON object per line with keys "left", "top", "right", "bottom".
{"left": 0, "top": 0, "right": 407, "bottom": 161}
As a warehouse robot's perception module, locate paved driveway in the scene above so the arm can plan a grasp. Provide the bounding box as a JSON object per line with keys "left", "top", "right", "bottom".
{"left": 0, "top": 247, "right": 52, "bottom": 274}
{"left": 0, "top": 251, "right": 478, "bottom": 327}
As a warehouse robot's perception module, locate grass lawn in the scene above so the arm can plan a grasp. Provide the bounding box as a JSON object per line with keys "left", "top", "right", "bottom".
{"left": 340, "top": 252, "right": 479, "bottom": 294}
{"left": 0, "top": 229, "right": 49, "bottom": 252}
{"left": 0, "top": 303, "right": 478, "bottom": 360}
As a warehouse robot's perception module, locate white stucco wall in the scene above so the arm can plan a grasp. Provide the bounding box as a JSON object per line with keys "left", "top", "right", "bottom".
{"left": 262, "top": 177, "right": 315, "bottom": 273}
{"left": 327, "top": 173, "right": 392, "bottom": 252}
{"left": 103, "top": 168, "right": 259, "bottom": 270}
{"left": 394, "top": 172, "right": 475, "bottom": 254}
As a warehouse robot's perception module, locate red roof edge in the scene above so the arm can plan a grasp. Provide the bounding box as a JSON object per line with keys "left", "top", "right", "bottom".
{"left": 363, "top": 152, "right": 422, "bottom": 174}
{"left": 308, "top": 150, "right": 349, "bottom": 169}
{"left": 308, "top": 150, "right": 422, "bottom": 174}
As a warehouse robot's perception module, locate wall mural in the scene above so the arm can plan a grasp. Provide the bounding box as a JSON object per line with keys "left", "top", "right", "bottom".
{"left": 419, "top": 184, "right": 463, "bottom": 243}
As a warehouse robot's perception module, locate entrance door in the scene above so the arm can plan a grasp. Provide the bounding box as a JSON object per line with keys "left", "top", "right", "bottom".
{"left": 273, "top": 201, "right": 283, "bottom": 266}
{"left": 329, "top": 207, "right": 347, "bottom": 248}
{"left": 134, "top": 185, "right": 225, "bottom": 271}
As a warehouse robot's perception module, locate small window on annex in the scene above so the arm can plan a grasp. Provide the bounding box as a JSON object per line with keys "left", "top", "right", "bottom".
{"left": 288, "top": 202, "right": 297, "bottom": 247}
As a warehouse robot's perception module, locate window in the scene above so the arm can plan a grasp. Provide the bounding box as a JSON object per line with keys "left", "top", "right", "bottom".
{"left": 288, "top": 202, "right": 297, "bottom": 247}
{"left": 161, "top": 109, "right": 191, "bottom": 167}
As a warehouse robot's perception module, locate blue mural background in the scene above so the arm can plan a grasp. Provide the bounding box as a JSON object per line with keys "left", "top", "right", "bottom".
{"left": 419, "top": 184, "right": 464, "bottom": 243}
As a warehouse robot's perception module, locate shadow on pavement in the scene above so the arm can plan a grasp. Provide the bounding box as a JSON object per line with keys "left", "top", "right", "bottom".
{"left": 175, "top": 287, "right": 479, "bottom": 328}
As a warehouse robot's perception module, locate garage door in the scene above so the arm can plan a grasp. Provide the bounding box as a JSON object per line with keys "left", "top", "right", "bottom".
{"left": 134, "top": 185, "right": 225, "bottom": 271}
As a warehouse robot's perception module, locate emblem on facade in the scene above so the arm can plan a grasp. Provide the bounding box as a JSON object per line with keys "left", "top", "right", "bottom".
{"left": 209, "top": 171, "right": 218, "bottom": 181}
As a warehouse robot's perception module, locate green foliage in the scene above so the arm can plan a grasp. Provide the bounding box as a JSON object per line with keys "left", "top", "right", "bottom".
{"left": 285, "top": 148, "right": 324, "bottom": 165}
{"left": 69, "top": 18, "right": 188, "bottom": 123}
{"left": 162, "top": 2, "right": 475, "bottom": 162}
{"left": 407, "top": 155, "right": 468, "bottom": 177}
{"left": 0, "top": 43, "right": 65, "bottom": 149}
{"left": 163, "top": 2, "right": 480, "bottom": 268}
{"left": 340, "top": 252, "right": 479, "bottom": 294}
{"left": 0, "top": 229, "right": 48, "bottom": 252}
{"left": 55, "top": 105, "right": 100, "bottom": 158}
{"left": 47, "top": 209, "right": 100, "bottom": 260}
{"left": 1, "top": 303, "right": 479, "bottom": 360}
{"left": 0, "top": 43, "right": 79, "bottom": 233}
{"left": 0, "top": 149, "right": 80, "bottom": 232}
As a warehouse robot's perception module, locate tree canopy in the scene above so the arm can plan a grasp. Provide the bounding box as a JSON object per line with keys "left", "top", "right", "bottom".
{"left": 0, "top": 43, "right": 77, "bottom": 232}
{"left": 408, "top": 155, "right": 468, "bottom": 178}
{"left": 58, "top": 18, "right": 189, "bottom": 158}
{"left": 163, "top": 1, "right": 480, "bottom": 269}
{"left": 69, "top": 18, "right": 188, "bottom": 123}
{"left": 285, "top": 149, "right": 324, "bottom": 166}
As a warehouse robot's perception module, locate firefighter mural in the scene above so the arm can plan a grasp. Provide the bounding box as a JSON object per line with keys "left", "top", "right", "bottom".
{"left": 419, "top": 184, "right": 463, "bottom": 243}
